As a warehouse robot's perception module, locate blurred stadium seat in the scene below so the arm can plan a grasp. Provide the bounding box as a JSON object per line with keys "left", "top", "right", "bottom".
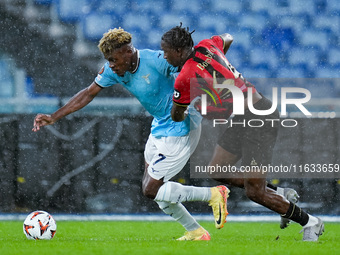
{"left": 34, "top": 0, "right": 53, "bottom": 5}
{"left": 122, "top": 12, "right": 153, "bottom": 32}
{"left": 276, "top": 66, "right": 309, "bottom": 78}
{"left": 81, "top": 12, "right": 119, "bottom": 41}
{"left": 239, "top": 13, "right": 269, "bottom": 32}
{"left": 96, "top": 0, "right": 130, "bottom": 15}
{"left": 210, "top": 0, "right": 243, "bottom": 14}
{"left": 45, "top": 0, "right": 340, "bottom": 80}
{"left": 170, "top": 0, "right": 203, "bottom": 14}
{"left": 288, "top": 0, "right": 316, "bottom": 15}
{"left": 299, "top": 29, "right": 329, "bottom": 51}
{"left": 146, "top": 28, "right": 163, "bottom": 49}
{"left": 326, "top": 0, "right": 340, "bottom": 13}
{"left": 2, "top": 0, "right": 340, "bottom": 92}
{"left": 158, "top": 13, "right": 194, "bottom": 31}
{"left": 249, "top": 47, "right": 279, "bottom": 69}
{"left": 198, "top": 13, "right": 230, "bottom": 35}
{"left": 56, "top": 0, "right": 91, "bottom": 23}
{"left": 327, "top": 47, "right": 340, "bottom": 67}
{"left": 0, "top": 58, "right": 15, "bottom": 98}
{"left": 249, "top": 0, "right": 275, "bottom": 12}
{"left": 262, "top": 25, "right": 296, "bottom": 51}
{"left": 288, "top": 46, "right": 319, "bottom": 70}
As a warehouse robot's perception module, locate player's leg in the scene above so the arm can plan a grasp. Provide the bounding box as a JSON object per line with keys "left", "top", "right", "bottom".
{"left": 142, "top": 165, "right": 210, "bottom": 240}
{"left": 142, "top": 126, "right": 213, "bottom": 203}
{"left": 240, "top": 98, "right": 324, "bottom": 241}
{"left": 208, "top": 145, "right": 297, "bottom": 198}
{"left": 142, "top": 127, "right": 227, "bottom": 238}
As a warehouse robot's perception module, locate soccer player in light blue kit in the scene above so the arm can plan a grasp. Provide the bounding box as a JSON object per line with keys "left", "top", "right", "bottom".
{"left": 32, "top": 28, "right": 229, "bottom": 241}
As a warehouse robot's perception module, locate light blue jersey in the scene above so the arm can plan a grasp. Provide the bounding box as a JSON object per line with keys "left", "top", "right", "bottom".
{"left": 95, "top": 49, "right": 201, "bottom": 138}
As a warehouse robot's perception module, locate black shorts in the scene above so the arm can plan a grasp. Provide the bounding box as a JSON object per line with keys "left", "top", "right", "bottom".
{"left": 217, "top": 96, "right": 279, "bottom": 167}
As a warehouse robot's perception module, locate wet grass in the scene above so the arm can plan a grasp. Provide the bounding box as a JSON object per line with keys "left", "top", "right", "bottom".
{"left": 0, "top": 221, "right": 339, "bottom": 255}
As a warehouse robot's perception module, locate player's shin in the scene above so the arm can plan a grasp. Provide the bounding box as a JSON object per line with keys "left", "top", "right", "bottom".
{"left": 154, "top": 181, "right": 211, "bottom": 203}
{"left": 156, "top": 201, "right": 200, "bottom": 231}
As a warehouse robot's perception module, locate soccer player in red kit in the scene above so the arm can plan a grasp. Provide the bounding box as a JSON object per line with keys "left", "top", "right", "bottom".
{"left": 161, "top": 24, "right": 324, "bottom": 241}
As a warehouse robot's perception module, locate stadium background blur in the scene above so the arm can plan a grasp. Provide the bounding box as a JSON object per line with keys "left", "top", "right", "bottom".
{"left": 0, "top": 0, "right": 339, "bottom": 216}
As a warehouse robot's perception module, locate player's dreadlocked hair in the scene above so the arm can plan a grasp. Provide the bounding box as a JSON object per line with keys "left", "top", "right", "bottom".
{"left": 98, "top": 28, "right": 132, "bottom": 57}
{"left": 162, "top": 23, "right": 194, "bottom": 49}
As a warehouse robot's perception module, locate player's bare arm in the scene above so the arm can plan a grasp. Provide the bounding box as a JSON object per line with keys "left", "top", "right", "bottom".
{"left": 32, "top": 82, "right": 102, "bottom": 132}
{"left": 219, "top": 33, "right": 233, "bottom": 54}
{"left": 171, "top": 103, "right": 188, "bottom": 122}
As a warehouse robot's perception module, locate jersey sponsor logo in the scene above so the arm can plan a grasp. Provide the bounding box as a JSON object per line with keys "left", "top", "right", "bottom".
{"left": 174, "top": 89, "right": 181, "bottom": 100}
{"left": 142, "top": 74, "right": 151, "bottom": 84}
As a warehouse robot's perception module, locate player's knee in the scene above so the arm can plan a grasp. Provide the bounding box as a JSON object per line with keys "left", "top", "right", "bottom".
{"left": 142, "top": 184, "right": 157, "bottom": 200}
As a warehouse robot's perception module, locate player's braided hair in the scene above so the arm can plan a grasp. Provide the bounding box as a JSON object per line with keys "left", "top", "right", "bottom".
{"left": 162, "top": 23, "right": 194, "bottom": 49}
{"left": 98, "top": 28, "right": 132, "bottom": 56}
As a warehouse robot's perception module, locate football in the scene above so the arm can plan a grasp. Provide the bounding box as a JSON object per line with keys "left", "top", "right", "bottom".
{"left": 23, "top": 210, "right": 57, "bottom": 240}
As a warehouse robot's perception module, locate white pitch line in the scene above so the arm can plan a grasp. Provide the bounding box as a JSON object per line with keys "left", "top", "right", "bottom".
{"left": 1, "top": 214, "right": 339, "bottom": 222}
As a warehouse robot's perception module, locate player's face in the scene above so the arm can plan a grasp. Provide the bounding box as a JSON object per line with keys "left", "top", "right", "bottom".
{"left": 106, "top": 44, "right": 133, "bottom": 77}
{"left": 161, "top": 40, "right": 182, "bottom": 67}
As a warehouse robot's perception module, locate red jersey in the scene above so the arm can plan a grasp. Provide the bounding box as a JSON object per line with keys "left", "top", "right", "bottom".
{"left": 173, "top": 36, "right": 256, "bottom": 117}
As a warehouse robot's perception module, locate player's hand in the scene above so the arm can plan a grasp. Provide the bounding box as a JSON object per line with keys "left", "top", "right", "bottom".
{"left": 32, "top": 114, "right": 55, "bottom": 132}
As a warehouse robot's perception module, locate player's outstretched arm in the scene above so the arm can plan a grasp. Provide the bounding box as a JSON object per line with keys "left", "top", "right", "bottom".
{"left": 171, "top": 103, "right": 188, "bottom": 122}
{"left": 219, "top": 33, "right": 233, "bottom": 54}
{"left": 32, "top": 82, "right": 102, "bottom": 132}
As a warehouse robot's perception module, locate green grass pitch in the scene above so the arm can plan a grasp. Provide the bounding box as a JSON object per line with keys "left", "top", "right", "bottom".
{"left": 0, "top": 220, "right": 339, "bottom": 255}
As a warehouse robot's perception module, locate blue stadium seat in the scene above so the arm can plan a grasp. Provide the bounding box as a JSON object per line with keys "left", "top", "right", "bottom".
{"left": 170, "top": 0, "right": 203, "bottom": 14}
{"left": 315, "top": 67, "right": 340, "bottom": 78}
{"left": 262, "top": 25, "right": 295, "bottom": 51}
{"left": 240, "top": 66, "right": 272, "bottom": 79}
{"left": 34, "top": 0, "right": 53, "bottom": 5}
{"left": 326, "top": 0, "right": 340, "bottom": 13}
{"left": 210, "top": 0, "right": 243, "bottom": 14}
{"left": 130, "top": 0, "right": 167, "bottom": 15}
{"left": 225, "top": 45, "right": 247, "bottom": 69}
{"left": 129, "top": 29, "right": 150, "bottom": 49}
{"left": 227, "top": 29, "right": 252, "bottom": 51}
{"left": 288, "top": 0, "right": 316, "bottom": 15}
{"left": 276, "top": 66, "right": 308, "bottom": 78}
{"left": 239, "top": 13, "right": 268, "bottom": 32}
{"left": 0, "top": 59, "right": 14, "bottom": 98}
{"left": 288, "top": 47, "right": 319, "bottom": 70}
{"left": 56, "top": 0, "right": 91, "bottom": 23}
{"left": 122, "top": 12, "right": 152, "bottom": 32}
{"left": 327, "top": 47, "right": 340, "bottom": 67}
{"left": 299, "top": 29, "right": 329, "bottom": 51}
{"left": 268, "top": 0, "right": 291, "bottom": 16}
{"left": 81, "top": 12, "right": 118, "bottom": 41}
{"left": 249, "top": 47, "right": 278, "bottom": 69}
{"left": 158, "top": 13, "right": 194, "bottom": 31}
{"left": 96, "top": 0, "right": 130, "bottom": 15}
{"left": 198, "top": 13, "right": 230, "bottom": 35}
{"left": 191, "top": 30, "right": 217, "bottom": 45}
{"left": 313, "top": 15, "right": 340, "bottom": 34}
{"left": 276, "top": 15, "right": 307, "bottom": 34}
{"left": 146, "top": 28, "right": 163, "bottom": 49}
{"left": 249, "top": 0, "right": 275, "bottom": 12}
